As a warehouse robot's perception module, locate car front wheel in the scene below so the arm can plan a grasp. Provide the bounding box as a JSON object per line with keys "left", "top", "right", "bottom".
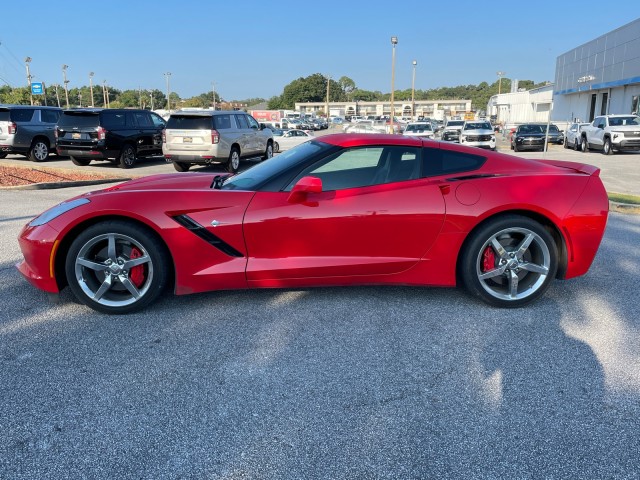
{"left": 603, "top": 137, "right": 614, "bottom": 155}
{"left": 460, "top": 215, "right": 558, "bottom": 308}
{"left": 581, "top": 138, "right": 589, "bottom": 152}
{"left": 29, "top": 140, "right": 49, "bottom": 162}
{"left": 65, "top": 220, "right": 170, "bottom": 314}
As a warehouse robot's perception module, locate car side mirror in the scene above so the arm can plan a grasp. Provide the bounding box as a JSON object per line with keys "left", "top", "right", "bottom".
{"left": 287, "top": 176, "right": 322, "bottom": 203}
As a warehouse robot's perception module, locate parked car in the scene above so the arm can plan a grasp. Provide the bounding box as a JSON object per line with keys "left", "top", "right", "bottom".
{"left": 511, "top": 124, "right": 547, "bottom": 152}
{"left": 441, "top": 120, "right": 465, "bottom": 142}
{"left": 162, "top": 110, "right": 274, "bottom": 173}
{"left": 459, "top": 120, "right": 496, "bottom": 150}
{"left": 402, "top": 122, "right": 435, "bottom": 138}
{"left": 273, "top": 129, "right": 314, "bottom": 152}
{"left": 17, "top": 133, "right": 609, "bottom": 314}
{"left": 564, "top": 122, "right": 591, "bottom": 151}
{"left": 343, "top": 123, "right": 386, "bottom": 134}
{"left": 580, "top": 114, "right": 640, "bottom": 155}
{"left": 55, "top": 108, "right": 166, "bottom": 168}
{"left": 0, "top": 105, "right": 62, "bottom": 161}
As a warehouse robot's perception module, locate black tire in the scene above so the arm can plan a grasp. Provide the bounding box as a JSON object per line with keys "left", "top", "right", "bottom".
{"left": 274, "top": 141, "right": 280, "bottom": 153}
{"left": 70, "top": 156, "right": 92, "bottom": 166}
{"left": 225, "top": 147, "right": 240, "bottom": 173}
{"left": 118, "top": 144, "right": 137, "bottom": 169}
{"left": 0, "top": 153, "right": 7, "bottom": 159}
{"left": 65, "top": 220, "right": 170, "bottom": 314}
{"left": 28, "top": 139, "right": 49, "bottom": 162}
{"left": 262, "top": 141, "right": 274, "bottom": 160}
{"left": 513, "top": 144, "right": 520, "bottom": 152}
{"left": 563, "top": 137, "right": 569, "bottom": 149}
{"left": 573, "top": 139, "right": 579, "bottom": 151}
{"left": 603, "top": 137, "right": 614, "bottom": 155}
{"left": 173, "top": 161, "right": 191, "bottom": 172}
{"left": 581, "top": 137, "right": 588, "bottom": 153}
{"left": 460, "top": 215, "right": 558, "bottom": 308}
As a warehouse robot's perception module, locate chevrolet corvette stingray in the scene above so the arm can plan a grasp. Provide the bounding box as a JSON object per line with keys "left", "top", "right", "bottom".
{"left": 17, "top": 134, "right": 609, "bottom": 314}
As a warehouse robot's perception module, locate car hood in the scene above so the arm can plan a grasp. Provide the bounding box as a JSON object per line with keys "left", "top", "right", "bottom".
{"left": 93, "top": 173, "right": 227, "bottom": 193}
{"left": 609, "top": 124, "right": 640, "bottom": 132}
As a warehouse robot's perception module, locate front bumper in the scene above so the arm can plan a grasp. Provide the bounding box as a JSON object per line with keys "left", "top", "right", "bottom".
{"left": 16, "top": 223, "right": 61, "bottom": 293}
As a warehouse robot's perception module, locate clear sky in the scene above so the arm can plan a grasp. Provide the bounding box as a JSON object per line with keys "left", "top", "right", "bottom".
{"left": 0, "top": 1, "right": 638, "bottom": 102}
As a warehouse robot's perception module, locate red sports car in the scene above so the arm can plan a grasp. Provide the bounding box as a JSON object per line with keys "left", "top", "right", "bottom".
{"left": 17, "top": 134, "right": 609, "bottom": 314}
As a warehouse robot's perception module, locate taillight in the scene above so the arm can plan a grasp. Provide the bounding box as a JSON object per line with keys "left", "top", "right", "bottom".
{"left": 211, "top": 129, "right": 219, "bottom": 144}
{"left": 8, "top": 122, "right": 17, "bottom": 134}
{"left": 97, "top": 126, "right": 106, "bottom": 140}
{"left": 162, "top": 129, "right": 166, "bottom": 143}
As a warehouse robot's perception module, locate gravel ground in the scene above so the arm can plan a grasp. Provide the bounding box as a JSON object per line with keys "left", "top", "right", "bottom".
{"left": 0, "top": 186, "right": 639, "bottom": 479}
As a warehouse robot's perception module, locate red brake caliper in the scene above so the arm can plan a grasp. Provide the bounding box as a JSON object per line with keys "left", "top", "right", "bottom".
{"left": 482, "top": 246, "right": 496, "bottom": 273}
{"left": 129, "top": 247, "right": 145, "bottom": 287}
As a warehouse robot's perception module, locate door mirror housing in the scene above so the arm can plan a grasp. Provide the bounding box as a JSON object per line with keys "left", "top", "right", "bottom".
{"left": 287, "top": 176, "right": 322, "bottom": 203}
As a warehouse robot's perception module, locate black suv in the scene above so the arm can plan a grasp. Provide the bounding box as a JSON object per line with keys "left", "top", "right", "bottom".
{"left": 0, "top": 105, "right": 62, "bottom": 161}
{"left": 56, "top": 108, "right": 166, "bottom": 168}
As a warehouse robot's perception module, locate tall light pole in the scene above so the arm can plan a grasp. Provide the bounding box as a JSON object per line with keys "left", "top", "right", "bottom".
{"left": 411, "top": 60, "right": 417, "bottom": 120}
{"left": 496, "top": 71, "right": 505, "bottom": 95}
{"left": 212, "top": 81, "right": 216, "bottom": 110}
{"left": 53, "top": 84, "right": 61, "bottom": 108}
{"left": 89, "top": 72, "right": 95, "bottom": 107}
{"left": 102, "top": 80, "right": 107, "bottom": 107}
{"left": 389, "top": 36, "right": 398, "bottom": 133}
{"left": 25, "top": 57, "right": 33, "bottom": 105}
{"left": 164, "top": 72, "right": 172, "bottom": 111}
{"left": 150, "top": 92, "right": 154, "bottom": 110}
{"left": 62, "top": 65, "right": 70, "bottom": 109}
{"left": 325, "top": 75, "right": 330, "bottom": 119}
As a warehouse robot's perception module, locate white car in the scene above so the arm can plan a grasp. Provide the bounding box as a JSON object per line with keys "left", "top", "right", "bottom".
{"left": 563, "top": 122, "right": 590, "bottom": 151}
{"left": 343, "top": 123, "right": 387, "bottom": 134}
{"left": 273, "top": 129, "right": 314, "bottom": 152}
{"left": 402, "top": 122, "right": 435, "bottom": 138}
{"left": 459, "top": 120, "right": 496, "bottom": 150}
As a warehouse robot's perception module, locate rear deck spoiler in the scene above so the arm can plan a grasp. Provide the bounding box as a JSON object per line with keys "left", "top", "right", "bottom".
{"left": 536, "top": 160, "right": 600, "bottom": 176}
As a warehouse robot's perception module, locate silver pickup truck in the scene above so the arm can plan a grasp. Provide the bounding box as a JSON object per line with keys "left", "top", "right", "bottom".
{"left": 580, "top": 114, "right": 640, "bottom": 155}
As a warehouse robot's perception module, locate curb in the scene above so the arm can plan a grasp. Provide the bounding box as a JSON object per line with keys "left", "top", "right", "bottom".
{"left": 609, "top": 201, "right": 640, "bottom": 214}
{"left": 1, "top": 177, "right": 129, "bottom": 191}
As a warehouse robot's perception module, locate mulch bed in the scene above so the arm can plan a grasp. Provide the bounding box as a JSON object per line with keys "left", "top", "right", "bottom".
{"left": 0, "top": 165, "right": 116, "bottom": 187}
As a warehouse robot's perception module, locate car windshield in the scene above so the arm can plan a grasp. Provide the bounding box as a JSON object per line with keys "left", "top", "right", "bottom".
{"left": 221, "top": 141, "right": 333, "bottom": 191}
{"left": 447, "top": 121, "right": 464, "bottom": 127}
{"left": 465, "top": 122, "right": 491, "bottom": 130}
{"left": 609, "top": 116, "right": 640, "bottom": 126}
{"left": 405, "top": 124, "right": 430, "bottom": 132}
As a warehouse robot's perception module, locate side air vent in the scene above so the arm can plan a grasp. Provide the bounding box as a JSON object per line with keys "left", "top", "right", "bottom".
{"left": 172, "top": 215, "right": 243, "bottom": 257}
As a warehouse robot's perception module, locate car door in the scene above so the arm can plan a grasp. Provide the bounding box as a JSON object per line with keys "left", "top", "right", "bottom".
{"left": 132, "top": 111, "right": 155, "bottom": 155}
{"left": 40, "top": 109, "right": 61, "bottom": 147}
{"left": 149, "top": 112, "right": 166, "bottom": 154}
{"left": 246, "top": 114, "right": 265, "bottom": 155}
{"left": 592, "top": 117, "right": 606, "bottom": 148}
{"left": 243, "top": 145, "right": 446, "bottom": 283}
{"left": 232, "top": 113, "right": 252, "bottom": 156}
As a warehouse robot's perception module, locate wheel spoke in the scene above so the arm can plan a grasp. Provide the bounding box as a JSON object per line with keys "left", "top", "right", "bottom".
{"left": 123, "top": 255, "right": 150, "bottom": 269}
{"left": 479, "top": 265, "right": 507, "bottom": 280}
{"left": 93, "top": 275, "right": 113, "bottom": 301}
{"left": 490, "top": 238, "right": 509, "bottom": 259}
{"left": 515, "top": 233, "right": 535, "bottom": 258}
{"left": 120, "top": 277, "right": 141, "bottom": 299}
{"left": 77, "top": 258, "right": 109, "bottom": 272}
{"left": 107, "top": 234, "right": 117, "bottom": 260}
{"left": 519, "top": 262, "right": 549, "bottom": 275}
{"left": 508, "top": 269, "right": 519, "bottom": 298}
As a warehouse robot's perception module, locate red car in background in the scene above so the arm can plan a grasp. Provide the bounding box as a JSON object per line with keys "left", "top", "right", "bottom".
{"left": 17, "top": 134, "right": 609, "bottom": 314}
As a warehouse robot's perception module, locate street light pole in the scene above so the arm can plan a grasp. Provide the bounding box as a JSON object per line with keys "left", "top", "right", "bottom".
{"left": 62, "top": 65, "right": 70, "bottom": 109}
{"left": 89, "top": 72, "right": 95, "bottom": 107}
{"left": 325, "top": 75, "right": 330, "bottom": 119}
{"left": 496, "top": 71, "right": 505, "bottom": 95}
{"left": 212, "top": 82, "right": 216, "bottom": 110}
{"left": 25, "top": 57, "right": 33, "bottom": 105}
{"left": 102, "top": 80, "right": 107, "bottom": 107}
{"left": 411, "top": 60, "right": 417, "bottom": 120}
{"left": 53, "top": 84, "right": 60, "bottom": 108}
{"left": 164, "top": 72, "right": 172, "bottom": 111}
{"left": 389, "top": 36, "right": 398, "bottom": 133}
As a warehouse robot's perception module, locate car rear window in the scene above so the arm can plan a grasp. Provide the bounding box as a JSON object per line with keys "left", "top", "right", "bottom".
{"left": 422, "top": 147, "right": 486, "bottom": 176}
{"left": 58, "top": 112, "right": 100, "bottom": 128}
{"left": 166, "top": 115, "right": 213, "bottom": 130}
{"left": 0, "top": 110, "right": 10, "bottom": 121}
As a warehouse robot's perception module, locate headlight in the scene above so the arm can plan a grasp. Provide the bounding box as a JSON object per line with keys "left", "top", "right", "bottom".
{"left": 29, "top": 198, "right": 91, "bottom": 227}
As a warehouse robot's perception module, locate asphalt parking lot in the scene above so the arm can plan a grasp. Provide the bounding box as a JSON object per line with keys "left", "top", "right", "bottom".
{"left": 1, "top": 136, "right": 640, "bottom": 478}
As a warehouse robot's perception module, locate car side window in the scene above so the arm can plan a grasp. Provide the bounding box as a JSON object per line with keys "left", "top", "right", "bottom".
{"left": 135, "top": 112, "right": 153, "bottom": 127}
{"left": 422, "top": 147, "right": 486, "bottom": 177}
{"left": 234, "top": 114, "right": 249, "bottom": 129}
{"left": 40, "top": 109, "right": 60, "bottom": 123}
{"left": 10, "top": 109, "right": 35, "bottom": 122}
{"left": 150, "top": 113, "right": 166, "bottom": 128}
{"left": 246, "top": 115, "right": 259, "bottom": 129}
{"left": 214, "top": 115, "right": 232, "bottom": 130}
{"left": 286, "top": 146, "right": 420, "bottom": 192}
{"left": 101, "top": 112, "right": 126, "bottom": 128}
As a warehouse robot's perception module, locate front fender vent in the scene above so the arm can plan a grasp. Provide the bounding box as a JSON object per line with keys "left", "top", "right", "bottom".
{"left": 172, "top": 214, "right": 244, "bottom": 257}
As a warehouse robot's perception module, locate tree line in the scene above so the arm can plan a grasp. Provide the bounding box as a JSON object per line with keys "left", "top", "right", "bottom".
{"left": 0, "top": 75, "right": 548, "bottom": 111}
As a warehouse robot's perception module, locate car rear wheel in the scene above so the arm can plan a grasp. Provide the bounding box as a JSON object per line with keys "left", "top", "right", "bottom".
{"left": 226, "top": 147, "right": 240, "bottom": 173}
{"left": 603, "top": 137, "right": 614, "bottom": 155}
{"left": 70, "top": 156, "right": 92, "bottom": 166}
{"left": 118, "top": 144, "right": 137, "bottom": 169}
{"left": 29, "top": 139, "right": 49, "bottom": 162}
{"left": 460, "top": 215, "right": 558, "bottom": 308}
{"left": 65, "top": 220, "right": 170, "bottom": 314}
{"left": 262, "top": 141, "right": 273, "bottom": 160}
{"left": 173, "top": 161, "right": 191, "bottom": 172}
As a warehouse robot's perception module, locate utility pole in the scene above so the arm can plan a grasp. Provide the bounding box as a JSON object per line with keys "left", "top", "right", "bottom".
{"left": 89, "top": 72, "right": 95, "bottom": 107}
{"left": 411, "top": 60, "right": 417, "bottom": 120}
{"left": 25, "top": 57, "right": 33, "bottom": 105}
{"left": 164, "top": 72, "right": 172, "bottom": 111}
{"left": 325, "top": 75, "right": 330, "bottom": 119}
{"left": 212, "top": 82, "right": 216, "bottom": 110}
{"left": 102, "top": 80, "right": 107, "bottom": 107}
{"left": 62, "top": 65, "right": 70, "bottom": 109}
{"left": 389, "top": 36, "right": 398, "bottom": 133}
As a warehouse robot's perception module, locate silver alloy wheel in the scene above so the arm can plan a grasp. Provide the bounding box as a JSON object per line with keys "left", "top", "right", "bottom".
{"left": 32, "top": 141, "right": 48, "bottom": 161}
{"left": 73, "top": 232, "right": 154, "bottom": 308}
{"left": 475, "top": 227, "right": 551, "bottom": 302}
{"left": 266, "top": 143, "right": 273, "bottom": 158}
{"left": 230, "top": 150, "right": 240, "bottom": 170}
